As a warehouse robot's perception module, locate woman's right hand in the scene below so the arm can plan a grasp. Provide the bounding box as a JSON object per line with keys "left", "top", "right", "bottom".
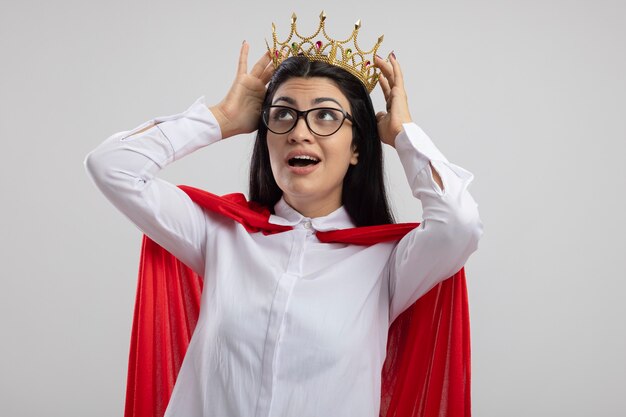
{"left": 210, "top": 41, "right": 275, "bottom": 139}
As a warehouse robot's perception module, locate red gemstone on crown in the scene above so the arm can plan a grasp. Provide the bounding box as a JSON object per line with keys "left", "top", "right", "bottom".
{"left": 315, "top": 41, "right": 322, "bottom": 49}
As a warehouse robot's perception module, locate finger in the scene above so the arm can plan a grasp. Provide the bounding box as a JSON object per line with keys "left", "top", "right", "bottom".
{"left": 259, "top": 57, "right": 276, "bottom": 84}
{"left": 389, "top": 53, "right": 404, "bottom": 90}
{"left": 250, "top": 50, "right": 273, "bottom": 78}
{"left": 378, "top": 72, "right": 391, "bottom": 102}
{"left": 237, "top": 41, "right": 249, "bottom": 75}
{"left": 375, "top": 111, "right": 387, "bottom": 123}
{"left": 375, "top": 57, "right": 394, "bottom": 87}
{"left": 374, "top": 55, "right": 395, "bottom": 87}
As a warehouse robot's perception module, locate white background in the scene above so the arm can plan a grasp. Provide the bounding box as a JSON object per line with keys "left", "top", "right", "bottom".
{"left": 1, "top": 0, "right": 624, "bottom": 416}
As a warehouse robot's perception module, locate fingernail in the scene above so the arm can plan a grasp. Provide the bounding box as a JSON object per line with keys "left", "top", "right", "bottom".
{"left": 376, "top": 54, "right": 382, "bottom": 60}
{"left": 390, "top": 50, "right": 396, "bottom": 60}
{"left": 242, "top": 40, "right": 246, "bottom": 45}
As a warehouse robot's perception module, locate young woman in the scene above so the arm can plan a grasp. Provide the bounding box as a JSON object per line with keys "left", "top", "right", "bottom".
{"left": 85, "top": 42, "right": 483, "bottom": 417}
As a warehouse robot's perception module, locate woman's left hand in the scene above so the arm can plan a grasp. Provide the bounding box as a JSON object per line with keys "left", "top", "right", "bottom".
{"left": 374, "top": 53, "right": 413, "bottom": 147}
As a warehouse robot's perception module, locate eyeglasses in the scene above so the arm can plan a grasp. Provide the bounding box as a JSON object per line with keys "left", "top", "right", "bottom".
{"left": 262, "top": 105, "right": 354, "bottom": 137}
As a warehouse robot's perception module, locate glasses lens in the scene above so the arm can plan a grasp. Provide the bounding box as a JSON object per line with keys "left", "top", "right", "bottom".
{"left": 306, "top": 108, "right": 344, "bottom": 136}
{"left": 265, "top": 107, "right": 297, "bottom": 134}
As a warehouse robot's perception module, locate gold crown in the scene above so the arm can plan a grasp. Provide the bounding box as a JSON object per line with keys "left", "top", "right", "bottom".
{"left": 266, "top": 11, "right": 384, "bottom": 93}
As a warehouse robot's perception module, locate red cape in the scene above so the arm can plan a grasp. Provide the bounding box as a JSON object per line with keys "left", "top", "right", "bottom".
{"left": 124, "top": 186, "right": 471, "bottom": 417}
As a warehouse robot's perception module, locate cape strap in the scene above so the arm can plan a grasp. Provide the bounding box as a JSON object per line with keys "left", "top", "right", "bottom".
{"left": 178, "top": 185, "right": 421, "bottom": 243}
{"left": 124, "top": 186, "right": 471, "bottom": 417}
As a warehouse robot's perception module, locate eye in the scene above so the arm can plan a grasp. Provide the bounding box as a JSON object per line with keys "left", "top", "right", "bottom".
{"left": 315, "top": 109, "right": 341, "bottom": 121}
{"left": 271, "top": 108, "right": 295, "bottom": 121}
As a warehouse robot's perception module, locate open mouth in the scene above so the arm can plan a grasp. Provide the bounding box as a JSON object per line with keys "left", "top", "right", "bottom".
{"left": 288, "top": 155, "right": 320, "bottom": 167}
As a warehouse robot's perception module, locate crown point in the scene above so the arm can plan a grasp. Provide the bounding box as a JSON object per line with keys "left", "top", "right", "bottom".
{"left": 268, "top": 12, "right": 384, "bottom": 93}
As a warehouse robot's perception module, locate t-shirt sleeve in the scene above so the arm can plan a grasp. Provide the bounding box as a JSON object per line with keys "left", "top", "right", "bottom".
{"left": 84, "top": 96, "right": 222, "bottom": 276}
{"left": 387, "top": 123, "right": 484, "bottom": 323}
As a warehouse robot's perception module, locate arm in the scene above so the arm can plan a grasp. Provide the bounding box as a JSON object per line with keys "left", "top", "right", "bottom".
{"left": 84, "top": 43, "right": 275, "bottom": 276}
{"left": 84, "top": 98, "right": 222, "bottom": 276}
{"left": 387, "top": 124, "right": 483, "bottom": 322}
{"left": 373, "top": 54, "right": 483, "bottom": 323}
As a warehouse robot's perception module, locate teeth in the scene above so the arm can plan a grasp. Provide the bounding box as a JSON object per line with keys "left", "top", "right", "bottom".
{"left": 292, "top": 155, "right": 319, "bottom": 162}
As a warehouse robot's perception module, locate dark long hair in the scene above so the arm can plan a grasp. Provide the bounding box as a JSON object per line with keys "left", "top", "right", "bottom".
{"left": 249, "top": 56, "right": 394, "bottom": 226}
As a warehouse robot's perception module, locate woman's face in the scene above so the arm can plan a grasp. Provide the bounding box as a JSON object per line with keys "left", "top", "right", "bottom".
{"left": 266, "top": 77, "right": 359, "bottom": 217}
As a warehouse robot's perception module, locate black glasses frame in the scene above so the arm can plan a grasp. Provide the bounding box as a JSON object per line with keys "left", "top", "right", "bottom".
{"left": 262, "top": 105, "right": 354, "bottom": 137}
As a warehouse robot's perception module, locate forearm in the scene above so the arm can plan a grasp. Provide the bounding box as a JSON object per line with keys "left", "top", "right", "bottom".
{"left": 86, "top": 96, "right": 221, "bottom": 185}
{"left": 429, "top": 162, "right": 444, "bottom": 191}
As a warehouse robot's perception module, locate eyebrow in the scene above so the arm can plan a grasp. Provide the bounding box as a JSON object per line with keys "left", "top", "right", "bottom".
{"left": 272, "top": 96, "right": 344, "bottom": 108}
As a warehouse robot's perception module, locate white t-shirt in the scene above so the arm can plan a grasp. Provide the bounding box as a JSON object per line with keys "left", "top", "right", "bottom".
{"left": 85, "top": 97, "right": 483, "bottom": 417}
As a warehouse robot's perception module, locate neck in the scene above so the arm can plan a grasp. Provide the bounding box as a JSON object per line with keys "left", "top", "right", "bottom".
{"left": 283, "top": 194, "right": 342, "bottom": 218}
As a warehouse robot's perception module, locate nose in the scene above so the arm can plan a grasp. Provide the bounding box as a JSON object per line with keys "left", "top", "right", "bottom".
{"left": 288, "top": 116, "right": 313, "bottom": 143}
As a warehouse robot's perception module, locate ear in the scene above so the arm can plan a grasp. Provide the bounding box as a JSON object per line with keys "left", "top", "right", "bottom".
{"left": 350, "top": 144, "right": 359, "bottom": 165}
